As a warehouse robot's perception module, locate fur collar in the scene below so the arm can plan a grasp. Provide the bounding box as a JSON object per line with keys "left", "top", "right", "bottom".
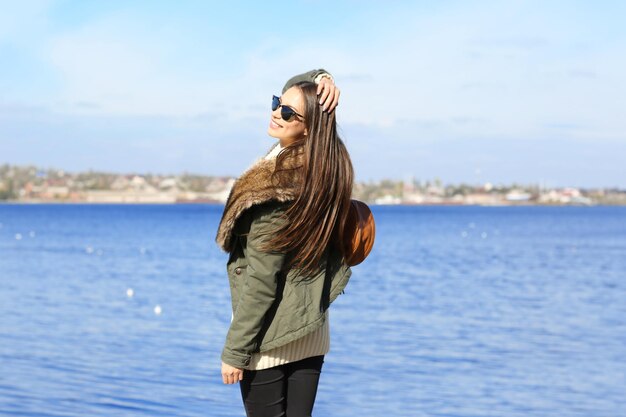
{"left": 215, "top": 141, "right": 304, "bottom": 253}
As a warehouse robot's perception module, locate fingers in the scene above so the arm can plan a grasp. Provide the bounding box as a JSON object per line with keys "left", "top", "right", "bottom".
{"left": 316, "top": 79, "right": 340, "bottom": 112}
{"left": 318, "top": 84, "right": 332, "bottom": 110}
{"left": 326, "top": 88, "right": 341, "bottom": 113}
{"left": 321, "top": 86, "right": 340, "bottom": 112}
{"left": 222, "top": 371, "right": 237, "bottom": 384}
{"left": 222, "top": 363, "right": 244, "bottom": 384}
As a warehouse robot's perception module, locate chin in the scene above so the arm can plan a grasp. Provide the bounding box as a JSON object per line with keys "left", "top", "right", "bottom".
{"left": 267, "top": 129, "right": 280, "bottom": 139}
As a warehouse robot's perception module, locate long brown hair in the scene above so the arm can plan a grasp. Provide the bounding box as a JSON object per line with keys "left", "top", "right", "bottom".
{"left": 258, "top": 81, "right": 354, "bottom": 278}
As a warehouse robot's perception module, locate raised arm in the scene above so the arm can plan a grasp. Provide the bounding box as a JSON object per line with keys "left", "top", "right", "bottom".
{"left": 282, "top": 68, "right": 340, "bottom": 112}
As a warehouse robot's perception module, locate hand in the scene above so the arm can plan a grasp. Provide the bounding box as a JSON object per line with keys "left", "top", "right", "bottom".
{"left": 317, "top": 77, "right": 340, "bottom": 113}
{"left": 222, "top": 361, "right": 244, "bottom": 384}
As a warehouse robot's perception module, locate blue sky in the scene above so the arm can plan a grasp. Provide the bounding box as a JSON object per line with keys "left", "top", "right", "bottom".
{"left": 1, "top": 0, "right": 625, "bottom": 188}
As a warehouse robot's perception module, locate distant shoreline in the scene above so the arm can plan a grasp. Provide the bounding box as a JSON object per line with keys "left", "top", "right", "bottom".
{"left": 1, "top": 200, "right": 619, "bottom": 207}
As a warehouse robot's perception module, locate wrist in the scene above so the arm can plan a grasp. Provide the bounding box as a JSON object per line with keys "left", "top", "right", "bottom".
{"left": 314, "top": 73, "right": 334, "bottom": 84}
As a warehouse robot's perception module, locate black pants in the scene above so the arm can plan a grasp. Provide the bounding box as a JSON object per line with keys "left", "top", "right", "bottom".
{"left": 239, "top": 355, "right": 325, "bottom": 417}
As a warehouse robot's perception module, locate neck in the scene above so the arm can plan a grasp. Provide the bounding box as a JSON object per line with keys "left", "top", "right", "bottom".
{"left": 279, "top": 136, "right": 304, "bottom": 148}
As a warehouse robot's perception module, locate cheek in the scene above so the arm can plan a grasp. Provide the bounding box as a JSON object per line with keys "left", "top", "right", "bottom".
{"left": 288, "top": 123, "right": 306, "bottom": 137}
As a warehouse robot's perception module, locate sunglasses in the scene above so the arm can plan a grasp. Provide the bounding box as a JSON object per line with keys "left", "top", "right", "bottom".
{"left": 272, "top": 95, "right": 304, "bottom": 122}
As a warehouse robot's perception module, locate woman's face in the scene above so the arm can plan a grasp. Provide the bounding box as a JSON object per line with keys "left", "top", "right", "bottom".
{"left": 267, "top": 86, "right": 307, "bottom": 146}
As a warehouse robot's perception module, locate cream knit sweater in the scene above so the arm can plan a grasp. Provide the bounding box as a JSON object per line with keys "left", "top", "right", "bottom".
{"left": 229, "top": 141, "right": 330, "bottom": 371}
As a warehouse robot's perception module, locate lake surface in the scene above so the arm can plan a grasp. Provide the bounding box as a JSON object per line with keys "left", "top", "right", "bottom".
{"left": 1, "top": 203, "right": 625, "bottom": 417}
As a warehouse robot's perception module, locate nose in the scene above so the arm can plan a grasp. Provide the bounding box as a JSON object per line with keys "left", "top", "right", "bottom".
{"left": 272, "top": 107, "right": 283, "bottom": 120}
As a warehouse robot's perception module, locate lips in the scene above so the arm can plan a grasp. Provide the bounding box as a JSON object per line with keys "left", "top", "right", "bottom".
{"left": 270, "top": 119, "right": 282, "bottom": 129}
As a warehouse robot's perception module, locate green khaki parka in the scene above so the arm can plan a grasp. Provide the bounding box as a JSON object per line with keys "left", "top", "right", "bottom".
{"left": 221, "top": 200, "right": 352, "bottom": 369}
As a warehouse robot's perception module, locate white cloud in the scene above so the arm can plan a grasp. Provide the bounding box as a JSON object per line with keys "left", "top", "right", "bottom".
{"left": 3, "top": 0, "right": 626, "bottom": 186}
{"left": 36, "top": 0, "right": 626, "bottom": 143}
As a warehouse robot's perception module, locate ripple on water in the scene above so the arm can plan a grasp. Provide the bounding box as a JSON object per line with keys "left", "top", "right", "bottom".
{"left": 1, "top": 204, "right": 625, "bottom": 416}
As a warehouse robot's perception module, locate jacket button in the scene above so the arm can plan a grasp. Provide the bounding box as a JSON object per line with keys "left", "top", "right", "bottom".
{"left": 235, "top": 267, "right": 242, "bottom": 275}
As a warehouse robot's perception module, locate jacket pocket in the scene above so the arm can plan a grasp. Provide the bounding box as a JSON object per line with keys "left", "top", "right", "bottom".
{"left": 329, "top": 263, "right": 352, "bottom": 304}
{"left": 227, "top": 258, "right": 248, "bottom": 306}
{"left": 278, "top": 279, "right": 308, "bottom": 320}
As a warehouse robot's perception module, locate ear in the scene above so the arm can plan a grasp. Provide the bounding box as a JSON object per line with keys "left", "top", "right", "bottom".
{"left": 304, "top": 127, "right": 308, "bottom": 136}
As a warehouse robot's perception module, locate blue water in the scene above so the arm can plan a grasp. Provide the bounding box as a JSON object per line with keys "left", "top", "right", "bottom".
{"left": 1, "top": 204, "right": 625, "bottom": 417}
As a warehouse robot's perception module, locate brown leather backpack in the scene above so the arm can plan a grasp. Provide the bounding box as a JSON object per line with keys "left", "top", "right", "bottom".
{"left": 343, "top": 199, "right": 376, "bottom": 266}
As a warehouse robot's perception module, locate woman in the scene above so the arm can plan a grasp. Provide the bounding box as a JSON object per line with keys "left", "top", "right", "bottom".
{"left": 215, "top": 69, "right": 354, "bottom": 417}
